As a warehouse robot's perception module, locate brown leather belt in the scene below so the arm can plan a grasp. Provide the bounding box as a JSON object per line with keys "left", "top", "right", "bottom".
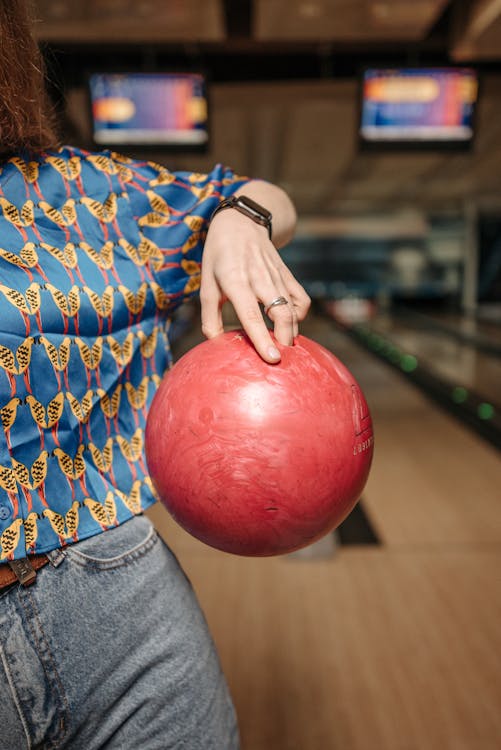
{"left": 0, "top": 555, "right": 50, "bottom": 591}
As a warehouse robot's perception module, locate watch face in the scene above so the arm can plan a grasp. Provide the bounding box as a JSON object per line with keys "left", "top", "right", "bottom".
{"left": 211, "top": 195, "right": 273, "bottom": 240}
{"left": 236, "top": 195, "right": 272, "bottom": 221}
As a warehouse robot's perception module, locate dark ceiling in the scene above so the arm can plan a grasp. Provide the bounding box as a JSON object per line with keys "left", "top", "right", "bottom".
{"left": 34, "top": 1, "right": 501, "bottom": 223}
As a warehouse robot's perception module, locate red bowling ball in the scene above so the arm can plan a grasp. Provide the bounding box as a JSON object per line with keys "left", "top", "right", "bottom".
{"left": 145, "top": 330, "right": 374, "bottom": 556}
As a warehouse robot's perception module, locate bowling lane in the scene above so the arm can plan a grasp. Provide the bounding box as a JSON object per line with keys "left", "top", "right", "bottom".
{"left": 148, "top": 310, "right": 501, "bottom": 750}
{"left": 368, "top": 312, "right": 501, "bottom": 403}
{"left": 147, "top": 508, "right": 501, "bottom": 750}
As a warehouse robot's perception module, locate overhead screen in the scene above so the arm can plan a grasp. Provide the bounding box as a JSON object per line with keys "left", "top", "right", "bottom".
{"left": 88, "top": 72, "right": 209, "bottom": 149}
{"left": 359, "top": 67, "right": 478, "bottom": 150}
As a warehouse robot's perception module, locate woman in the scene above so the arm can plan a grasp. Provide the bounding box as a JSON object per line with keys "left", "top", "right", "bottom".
{"left": 0, "top": 1, "right": 310, "bottom": 748}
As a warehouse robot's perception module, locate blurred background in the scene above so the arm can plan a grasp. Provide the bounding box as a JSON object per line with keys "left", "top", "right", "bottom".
{"left": 34, "top": 2, "right": 501, "bottom": 748}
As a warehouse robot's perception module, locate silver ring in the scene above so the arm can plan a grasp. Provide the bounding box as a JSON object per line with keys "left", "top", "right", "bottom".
{"left": 264, "top": 296, "right": 289, "bottom": 317}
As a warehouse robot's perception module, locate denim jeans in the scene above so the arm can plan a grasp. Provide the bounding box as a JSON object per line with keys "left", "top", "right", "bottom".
{"left": 0, "top": 515, "right": 240, "bottom": 749}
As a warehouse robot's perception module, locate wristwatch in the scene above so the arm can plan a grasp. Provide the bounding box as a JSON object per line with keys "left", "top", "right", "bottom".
{"left": 210, "top": 195, "right": 273, "bottom": 241}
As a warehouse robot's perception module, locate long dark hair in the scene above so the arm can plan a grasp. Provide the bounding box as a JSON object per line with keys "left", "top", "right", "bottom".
{"left": 0, "top": 0, "right": 58, "bottom": 156}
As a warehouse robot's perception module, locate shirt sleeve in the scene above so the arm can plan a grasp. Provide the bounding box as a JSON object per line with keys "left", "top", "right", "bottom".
{"left": 120, "top": 157, "right": 250, "bottom": 313}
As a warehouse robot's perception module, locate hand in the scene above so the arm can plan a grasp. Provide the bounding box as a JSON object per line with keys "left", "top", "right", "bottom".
{"left": 200, "top": 208, "right": 310, "bottom": 363}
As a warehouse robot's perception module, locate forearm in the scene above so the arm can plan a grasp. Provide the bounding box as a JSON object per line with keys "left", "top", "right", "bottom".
{"left": 233, "top": 179, "right": 297, "bottom": 249}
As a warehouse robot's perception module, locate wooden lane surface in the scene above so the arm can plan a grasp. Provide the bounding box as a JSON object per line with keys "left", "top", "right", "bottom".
{"left": 148, "top": 506, "right": 501, "bottom": 750}
{"left": 147, "top": 312, "right": 501, "bottom": 749}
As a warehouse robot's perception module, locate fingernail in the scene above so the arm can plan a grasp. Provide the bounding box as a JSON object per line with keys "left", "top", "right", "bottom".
{"left": 268, "top": 346, "right": 280, "bottom": 360}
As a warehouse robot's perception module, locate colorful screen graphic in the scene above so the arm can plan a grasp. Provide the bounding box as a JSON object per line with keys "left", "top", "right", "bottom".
{"left": 360, "top": 68, "right": 478, "bottom": 145}
{"left": 89, "top": 73, "right": 208, "bottom": 147}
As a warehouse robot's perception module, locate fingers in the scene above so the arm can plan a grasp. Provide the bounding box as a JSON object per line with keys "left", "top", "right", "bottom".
{"left": 264, "top": 295, "right": 297, "bottom": 345}
{"left": 278, "top": 265, "right": 311, "bottom": 322}
{"left": 200, "top": 268, "right": 289, "bottom": 362}
{"left": 261, "top": 264, "right": 311, "bottom": 345}
{"left": 199, "top": 276, "right": 224, "bottom": 339}
{"left": 225, "top": 291, "right": 280, "bottom": 362}
{"left": 200, "top": 227, "right": 311, "bottom": 362}
{"left": 245, "top": 255, "right": 296, "bottom": 350}
{"left": 201, "top": 283, "right": 308, "bottom": 363}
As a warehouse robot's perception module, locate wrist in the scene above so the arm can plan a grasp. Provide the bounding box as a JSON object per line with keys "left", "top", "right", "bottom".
{"left": 233, "top": 180, "right": 297, "bottom": 248}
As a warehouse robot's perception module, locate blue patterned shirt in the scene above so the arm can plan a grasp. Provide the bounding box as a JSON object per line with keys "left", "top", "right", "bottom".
{"left": 0, "top": 146, "right": 248, "bottom": 560}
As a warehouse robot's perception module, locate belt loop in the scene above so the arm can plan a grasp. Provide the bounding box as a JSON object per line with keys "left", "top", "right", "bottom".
{"left": 47, "top": 548, "right": 66, "bottom": 568}
{"left": 7, "top": 558, "right": 37, "bottom": 586}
